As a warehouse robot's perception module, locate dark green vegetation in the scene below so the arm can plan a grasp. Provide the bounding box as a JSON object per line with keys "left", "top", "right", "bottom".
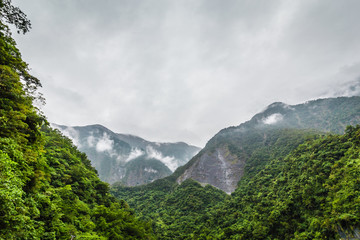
{"left": 113, "top": 126, "right": 360, "bottom": 239}
{"left": 112, "top": 128, "right": 322, "bottom": 238}
{"left": 112, "top": 178, "right": 228, "bottom": 239}
{"left": 199, "top": 125, "right": 360, "bottom": 239}
{"left": 0, "top": 1, "right": 153, "bottom": 239}
{"left": 206, "top": 97, "right": 360, "bottom": 153}
{"left": 113, "top": 98, "right": 360, "bottom": 239}
{"left": 172, "top": 96, "right": 360, "bottom": 194}
{"left": 2, "top": 1, "right": 360, "bottom": 239}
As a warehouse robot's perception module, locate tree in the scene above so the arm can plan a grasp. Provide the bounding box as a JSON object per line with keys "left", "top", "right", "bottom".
{"left": 0, "top": 0, "right": 42, "bottom": 101}
{"left": 0, "top": 0, "right": 31, "bottom": 34}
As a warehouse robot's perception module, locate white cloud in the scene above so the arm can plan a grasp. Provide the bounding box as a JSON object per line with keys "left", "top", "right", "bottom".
{"left": 282, "top": 104, "right": 295, "bottom": 111}
{"left": 52, "top": 124, "right": 81, "bottom": 147}
{"left": 144, "top": 167, "right": 158, "bottom": 173}
{"left": 96, "top": 133, "right": 114, "bottom": 152}
{"left": 262, "top": 113, "right": 283, "bottom": 125}
{"left": 87, "top": 134, "right": 96, "bottom": 147}
{"left": 125, "top": 148, "right": 145, "bottom": 162}
{"left": 146, "top": 146, "right": 177, "bottom": 171}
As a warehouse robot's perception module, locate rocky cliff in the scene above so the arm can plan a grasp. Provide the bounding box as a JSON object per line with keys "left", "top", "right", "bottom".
{"left": 177, "top": 146, "right": 244, "bottom": 194}
{"left": 176, "top": 96, "right": 360, "bottom": 193}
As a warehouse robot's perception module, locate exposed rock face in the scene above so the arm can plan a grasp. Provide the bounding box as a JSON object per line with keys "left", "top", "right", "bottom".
{"left": 177, "top": 146, "right": 245, "bottom": 194}
{"left": 119, "top": 157, "right": 172, "bottom": 186}
{"left": 177, "top": 96, "right": 360, "bottom": 193}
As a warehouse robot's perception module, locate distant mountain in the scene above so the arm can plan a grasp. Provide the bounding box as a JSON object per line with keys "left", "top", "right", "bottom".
{"left": 176, "top": 96, "right": 360, "bottom": 193}
{"left": 52, "top": 124, "right": 200, "bottom": 186}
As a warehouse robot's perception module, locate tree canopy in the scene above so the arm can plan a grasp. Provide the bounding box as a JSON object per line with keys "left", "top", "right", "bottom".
{"left": 0, "top": 2, "right": 154, "bottom": 239}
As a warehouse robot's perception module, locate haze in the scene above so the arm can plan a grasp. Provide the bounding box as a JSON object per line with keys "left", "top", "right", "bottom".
{"left": 12, "top": 0, "right": 360, "bottom": 147}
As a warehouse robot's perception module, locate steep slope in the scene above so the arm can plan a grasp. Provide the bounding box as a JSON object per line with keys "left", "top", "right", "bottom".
{"left": 112, "top": 178, "right": 228, "bottom": 239}
{"left": 0, "top": 4, "right": 154, "bottom": 238}
{"left": 193, "top": 125, "right": 360, "bottom": 239}
{"left": 176, "top": 96, "right": 360, "bottom": 193}
{"left": 116, "top": 133, "right": 199, "bottom": 170}
{"left": 112, "top": 128, "right": 320, "bottom": 239}
{"left": 112, "top": 126, "right": 360, "bottom": 240}
{"left": 41, "top": 127, "right": 155, "bottom": 239}
{"left": 52, "top": 124, "right": 200, "bottom": 185}
{"left": 120, "top": 156, "right": 172, "bottom": 186}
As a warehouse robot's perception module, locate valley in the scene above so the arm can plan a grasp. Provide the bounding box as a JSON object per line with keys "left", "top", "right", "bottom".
{"left": 1, "top": 1, "right": 360, "bottom": 239}
{"left": 111, "top": 96, "right": 360, "bottom": 239}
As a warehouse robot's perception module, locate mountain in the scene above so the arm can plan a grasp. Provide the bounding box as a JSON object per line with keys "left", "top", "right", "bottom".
{"left": 203, "top": 125, "right": 360, "bottom": 239}
{"left": 112, "top": 126, "right": 360, "bottom": 239}
{"left": 52, "top": 124, "right": 200, "bottom": 186}
{"left": 175, "top": 96, "right": 360, "bottom": 193}
{"left": 111, "top": 96, "right": 360, "bottom": 239}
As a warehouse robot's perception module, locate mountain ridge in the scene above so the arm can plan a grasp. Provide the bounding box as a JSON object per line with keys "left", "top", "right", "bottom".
{"left": 52, "top": 123, "right": 201, "bottom": 186}
{"left": 176, "top": 96, "right": 360, "bottom": 193}
{"left": 111, "top": 96, "right": 360, "bottom": 239}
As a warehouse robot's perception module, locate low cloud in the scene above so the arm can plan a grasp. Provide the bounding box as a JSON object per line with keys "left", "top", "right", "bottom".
{"left": 144, "top": 167, "right": 158, "bottom": 173}
{"left": 332, "top": 78, "right": 360, "bottom": 97}
{"left": 87, "top": 134, "right": 96, "bottom": 147}
{"left": 52, "top": 124, "right": 81, "bottom": 147}
{"left": 96, "top": 133, "right": 114, "bottom": 152}
{"left": 15, "top": 1, "right": 360, "bottom": 147}
{"left": 146, "top": 146, "right": 176, "bottom": 171}
{"left": 262, "top": 113, "right": 283, "bottom": 125}
{"left": 125, "top": 148, "right": 145, "bottom": 162}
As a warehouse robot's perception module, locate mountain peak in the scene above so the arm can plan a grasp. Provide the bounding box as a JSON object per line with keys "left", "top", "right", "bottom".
{"left": 176, "top": 96, "right": 360, "bottom": 193}
{"left": 53, "top": 123, "right": 201, "bottom": 186}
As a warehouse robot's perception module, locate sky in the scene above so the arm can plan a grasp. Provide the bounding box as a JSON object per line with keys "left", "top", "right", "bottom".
{"left": 11, "top": 0, "right": 360, "bottom": 147}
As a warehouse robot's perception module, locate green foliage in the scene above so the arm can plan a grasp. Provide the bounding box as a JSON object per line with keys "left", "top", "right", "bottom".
{"left": 0, "top": 2, "right": 41, "bottom": 99}
{"left": 0, "top": 2, "right": 154, "bottom": 238}
{"left": 2, "top": 2, "right": 359, "bottom": 239}
{"left": 153, "top": 180, "right": 228, "bottom": 239}
{"left": 0, "top": 6, "right": 46, "bottom": 236}
{"left": 0, "top": 65, "right": 44, "bottom": 146}
{"left": 195, "top": 126, "right": 360, "bottom": 239}
{"left": 113, "top": 127, "right": 360, "bottom": 239}
{"left": 0, "top": 123, "right": 155, "bottom": 239}
{"left": 0, "top": 0, "right": 31, "bottom": 34}
{"left": 226, "top": 128, "right": 323, "bottom": 178}
{"left": 1, "top": 125, "right": 155, "bottom": 239}
{"left": 112, "top": 178, "right": 228, "bottom": 239}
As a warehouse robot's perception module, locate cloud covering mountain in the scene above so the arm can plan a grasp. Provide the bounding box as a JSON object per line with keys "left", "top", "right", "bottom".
{"left": 52, "top": 124, "right": 200, "bottom": 185}
{"left": 12, "top": 0, "right": 360, "bottom": 147}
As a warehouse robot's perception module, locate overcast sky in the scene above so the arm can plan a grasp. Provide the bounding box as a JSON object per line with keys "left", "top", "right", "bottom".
{"left": 12, "top": 0, "right": 360, "bottom": 147}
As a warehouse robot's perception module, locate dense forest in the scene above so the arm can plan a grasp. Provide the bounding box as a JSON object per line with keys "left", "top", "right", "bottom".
{"left": 1, "top": 1, "right": 360, "bottom": 239}
{"left": 0, "top": 1, "right": 153, "bottom": 239}
{"left": 209, "top": 125, "right": 360, "bottom": 239}
{"left": 113, "top": 127, "right": 360, "bottom": 239}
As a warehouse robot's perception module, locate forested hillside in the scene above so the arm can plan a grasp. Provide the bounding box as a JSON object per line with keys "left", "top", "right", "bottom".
{"left": 112, "top": 177, "right": 228, "bottom": 239}
{"left": 0, "top": 1, "right": 153, "bottom": 239}
{"left": 2, "top": 1, "right": 360, "bottom": 239}
{"left": 112, "top": 128, "right": 322, "bottom": 238}
{"left": 194, "top": 125, "right": 360, "bottom": 239}
{"left": 175, "top": 96, "right": 360, "bottom": 193}
{"left": 112, "top": 96, "right": 360, "bottom": 239}
{"left": 113, "top": 126, "right": 360, "bottom": 239}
